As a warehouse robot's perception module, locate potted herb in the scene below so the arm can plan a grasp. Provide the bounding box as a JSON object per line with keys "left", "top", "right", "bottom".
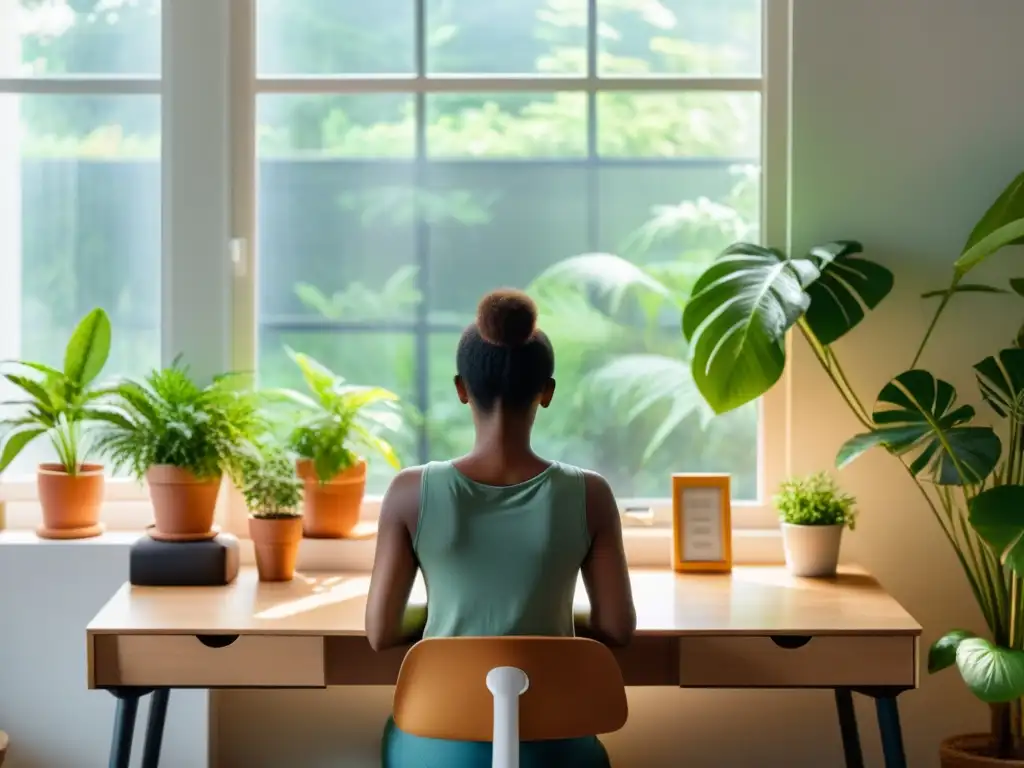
{"left": 240, "top": 444, "right": 304, "bottom": 582}
{"left": 678, "top": 170, "right": 1024, "bottom": 764}
{"left": 274, "top": 348, "right": 401, "bottom": 539}
{"left": 0, "top": 308, "right": 114, "bottom": 539}
{"left": 96, "top": 362, "right": 263, "bottom": 541}
{"left": 774, "top": 472, "right": 857, "bottom": 577}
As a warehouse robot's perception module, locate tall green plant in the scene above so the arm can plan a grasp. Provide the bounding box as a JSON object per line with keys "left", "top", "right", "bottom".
{"left": 680, "top": 170, "right": 1024, "bottom": 757}
{"left": 0, "top": 308, "right": 115, "bottom": 475}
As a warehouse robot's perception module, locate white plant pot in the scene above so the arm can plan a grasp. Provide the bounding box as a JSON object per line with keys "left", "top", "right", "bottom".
{"left": 781, "top": 523, "right": 844, "bottom": 577}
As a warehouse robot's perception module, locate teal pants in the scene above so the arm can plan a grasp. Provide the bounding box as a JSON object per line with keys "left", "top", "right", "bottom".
{"left": 383, "top": 716, "right": 612, "bottom": 768}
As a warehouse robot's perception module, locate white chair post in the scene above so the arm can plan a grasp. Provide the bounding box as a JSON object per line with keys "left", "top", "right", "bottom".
{"left": 486, "top": 666, "right": 530, "bottom": 768}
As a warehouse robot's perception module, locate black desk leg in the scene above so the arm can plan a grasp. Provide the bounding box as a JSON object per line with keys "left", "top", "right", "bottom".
{"left": 109, "top": 694, "right": 140, "bottom": 768}
{"left": 141, "top": 689, "right": 171, "bottom": 768}
{"left": 834, "top": 689, "right": 865, "bottom": 768}
{"left": 876, "top": 695, "right": 907, "bottom": 768}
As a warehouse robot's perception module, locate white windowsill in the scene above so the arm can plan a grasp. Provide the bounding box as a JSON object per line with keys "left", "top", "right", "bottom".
{"left": 0, "top": 525, "right": 784, "bottom": 570}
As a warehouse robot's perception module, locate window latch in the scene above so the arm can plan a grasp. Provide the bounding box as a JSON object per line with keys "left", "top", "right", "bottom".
{"left": 229, "top": 238, "right": 248, "bottom": 279}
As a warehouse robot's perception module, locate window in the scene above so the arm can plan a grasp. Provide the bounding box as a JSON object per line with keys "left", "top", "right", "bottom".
{"left": 0, "top": 0, "right": 788, "bottom": 535}
{"left": 0, "top": 0, "right": 162, "bottom": 524}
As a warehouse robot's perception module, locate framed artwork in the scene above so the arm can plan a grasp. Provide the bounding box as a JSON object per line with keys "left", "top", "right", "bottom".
{"left": 671, "top": 474, "right": 732, "bottom": 573}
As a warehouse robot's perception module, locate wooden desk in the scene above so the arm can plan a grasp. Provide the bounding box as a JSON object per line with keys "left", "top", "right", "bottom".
{"left": 87, "top": 567, "right": 921, "bottom": 768}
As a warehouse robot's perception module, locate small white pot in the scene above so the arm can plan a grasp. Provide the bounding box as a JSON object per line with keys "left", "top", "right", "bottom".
{"left": 781, "top": 523, "right": 844, "bottom": 577}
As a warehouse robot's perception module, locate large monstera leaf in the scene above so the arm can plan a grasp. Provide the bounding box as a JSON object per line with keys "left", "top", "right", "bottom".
{"left": 974, "top": 347, "right": 1024, "bottom": 420}
{"left": 682, "top": 240, "right": 892, "bottom": 414}
{"left": 836, "top": 370, "right": 1001, "bottom": 485}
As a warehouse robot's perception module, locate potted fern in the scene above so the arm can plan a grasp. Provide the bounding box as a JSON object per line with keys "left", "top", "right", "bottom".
{"left": 679, "top": 170, "right": 1024, "bottom": 764}
{"left": 272, "top": 348, "right": 401, "bottom": 539}
{"left": 775, "top": 472, "right": 857, "bottom": 577}
{"left": 239, "top": 443, "right": 303, "bottom": 582}
{"left": 0, "top": 308, "right": 114, "bottom": 539}
{"left": 96, "top": 362, "right": 263, "bottom": 541}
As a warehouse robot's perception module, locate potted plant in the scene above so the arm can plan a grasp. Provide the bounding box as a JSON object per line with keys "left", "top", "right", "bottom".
{"left": 0, "top": 308, "right": 114, "bottom": 539}
{"left": 239, "top": 444, "right": 304, "bottom": 582}
{"left": 676, "top": 170, "right": 1024, "bottom": 764}
{"left": 273, "top": 348, "right": 401, "bottom": 539}
{"left": 96, "top": 361, "right": 263, "bottom": 541}
{"left": 774, "top": 471, "right": 857, "bottom": 577}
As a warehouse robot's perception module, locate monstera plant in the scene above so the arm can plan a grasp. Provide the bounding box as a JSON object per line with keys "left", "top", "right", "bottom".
{"left": 682, "top": 170, "right": 1024, "bottom": 762}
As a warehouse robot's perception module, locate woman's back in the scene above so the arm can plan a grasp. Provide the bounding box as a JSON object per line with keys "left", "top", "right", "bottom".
{"left": 415, "top": 460, "right": 590, "bottom": 639}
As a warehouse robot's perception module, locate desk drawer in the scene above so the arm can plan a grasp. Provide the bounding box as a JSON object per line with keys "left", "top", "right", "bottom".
{"left": 678, "top": 635, "right": 916, "bottom": 688}
{"left": 92, "top": 634, "right": 326, "bottom": 688}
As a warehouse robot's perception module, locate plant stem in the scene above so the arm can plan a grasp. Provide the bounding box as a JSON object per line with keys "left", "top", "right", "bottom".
{"left": 796, "top": 320, "right": 872, "bottom": 428}
{"left": 911, "top": 289, "right": 955, "bottom": 369}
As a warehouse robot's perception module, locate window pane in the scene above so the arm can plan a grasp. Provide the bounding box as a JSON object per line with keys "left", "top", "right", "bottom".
{"left": 258, "top": 330, "right": 419, "bottom": 494}
{"left": 256, "top": 0, "right": 415, "bottom": 75}
{"left": 423, "top": 161, "right": 761, "bottom": 499}
{"left": 598, "top": 0, "right": 761, "bottom": 76}
{"left": 426, "top": 0, "right": 586, "bottom": 75}
{"left": 426, "top": 163, "right": 589, "bottom": 323}
{"left": 0, "top": 93, "right": 161, "bottom": 477}
{"left": 427, "top": 93, "right": 587, "bottom": 158}
{"left": 258, "top": 94, "right": 415, "bottom": 159}
{"left": 597, "top": 92, "right": 760, "bottom": 158}
{"left": 1, "top": 0, "right": 161, "bottom": 77}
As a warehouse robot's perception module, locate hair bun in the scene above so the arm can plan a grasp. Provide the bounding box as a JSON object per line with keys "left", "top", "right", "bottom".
{"left": 476, "top": 289, "right": 538, "bottom": 347}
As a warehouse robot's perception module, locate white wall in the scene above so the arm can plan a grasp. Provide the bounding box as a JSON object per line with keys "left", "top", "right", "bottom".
{"left": 3, "top": 1, "right": 1024, "bottom": 766}
{"left": 0, "top": 535, "right": 207, "bottom": 768}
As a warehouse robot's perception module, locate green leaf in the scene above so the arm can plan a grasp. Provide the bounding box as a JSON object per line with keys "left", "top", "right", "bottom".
{"left": 803, "top": 241, "right": 894, "bottom": 345}
{"left": 970, "top": 485, "right": 1024, "bottom": 576}
{"left": 3, "top": 373, "right": 55, "bottom": 413}
{"left": 920, "top": 284, "right": 1007, "bottom": 299}
{"left": 286, "top": 347, "right": 338, "bottom": 401}
{"left": 683, "top": 240, "right": 890, "bottom": 414}
{"left": 929, "top": 630, "right": 977, "bottom": 673}
{"left": 1011, "top": 278, "right": 1024, "bottom": 298}
{"left": 974, "top": 348, "right": 1024, "bottom": 420}
{"left": 835, "top": 370, "right": 1000, "bottom": 485}
{"left": 0, "top": 427, "right": 46, "bottom": 472}
{"left": 954, "top": 171, "right": 1024, "bottom": 278}
{"left": 535, "top": 253, "right": 676, "bottom": 314}
{"left": 63, "top": 308, "right": 111, "bottom": 387}
{"left": 956, "top": 637, "right": 1024, "bottom": 703}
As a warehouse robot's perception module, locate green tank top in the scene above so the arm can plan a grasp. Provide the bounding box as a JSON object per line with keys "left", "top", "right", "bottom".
{"left": 413, "top": 460, "right": 591, "bottom": 639}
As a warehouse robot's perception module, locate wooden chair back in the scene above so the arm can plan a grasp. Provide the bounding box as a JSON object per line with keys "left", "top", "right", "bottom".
{"left": 393, "top": 636, "right": 628, "bottom": 742}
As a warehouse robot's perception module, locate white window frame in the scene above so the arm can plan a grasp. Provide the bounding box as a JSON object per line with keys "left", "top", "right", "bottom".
{"left": 1, "top": 0, "right": 792, "bottom": 546}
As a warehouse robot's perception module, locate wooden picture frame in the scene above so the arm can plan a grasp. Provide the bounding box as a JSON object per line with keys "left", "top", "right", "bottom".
{"left": 671, "top": 474, "right": 732, "bottom": 573}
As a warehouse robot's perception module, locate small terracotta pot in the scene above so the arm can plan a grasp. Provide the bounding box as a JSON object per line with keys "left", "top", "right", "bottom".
{"left": 146, "top": 465, "right": 222, "bottom": 538}
{"left": 249, "top": 515, "right": 303, "bottom": 582}
{"left": 941, "top": 734, "right": 1024, "bottom": 767}
{"left": 297, "top": 459, "right": 367, "bottom": 539}
{"left": 36, "top": 463, "right": 105, "bottom": 539}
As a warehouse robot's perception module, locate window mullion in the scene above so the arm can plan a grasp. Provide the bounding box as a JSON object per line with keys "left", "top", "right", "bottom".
{"left": 161, "top": 0, "right": 234, "bottom": 382}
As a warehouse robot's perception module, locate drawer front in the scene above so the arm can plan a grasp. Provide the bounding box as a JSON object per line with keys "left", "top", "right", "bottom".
{"left": 92, "top": 634, "right": 326, "bottom": 688}
{"left": 678, "top": 635, "right": 916, "bottom": 688}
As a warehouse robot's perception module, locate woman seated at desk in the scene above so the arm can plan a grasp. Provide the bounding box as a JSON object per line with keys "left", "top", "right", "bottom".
{"left": 366, "top": 288, "right": 637, "bottom": 768}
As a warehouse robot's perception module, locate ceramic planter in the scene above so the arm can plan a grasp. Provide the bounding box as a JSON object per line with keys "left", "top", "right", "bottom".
{"left": 146, "top": 465, "right": 222, "bottom": 541}
{"left": 297, "top": 458, "right": 366, "bottom": 538}
{"left": 781, "top": 523, "right": 843, "bottom": 577}
{"left": 940, "top": 734, "right": 1024, "bottom": 767}
{"left": 36, "top": 462, "right": 105, "bottom": 539}
{"left": 249, "top": 514, "right": 303, "bottom": 582}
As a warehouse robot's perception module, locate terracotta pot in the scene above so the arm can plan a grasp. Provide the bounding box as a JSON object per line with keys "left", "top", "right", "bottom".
{"left": 941, "top": 734, "right": 1024, "bottom": 767}
{"left": 36, "top": 463, "right": 105, "bottom": 539}
{"left": 146, "top": 465, "right": 222, "bottom": 538}
{"left": 297, "top": 459, "right": 367, "bottom": 538}
{"left": 249, "top": 515, "right": 303, "bottom": 582}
